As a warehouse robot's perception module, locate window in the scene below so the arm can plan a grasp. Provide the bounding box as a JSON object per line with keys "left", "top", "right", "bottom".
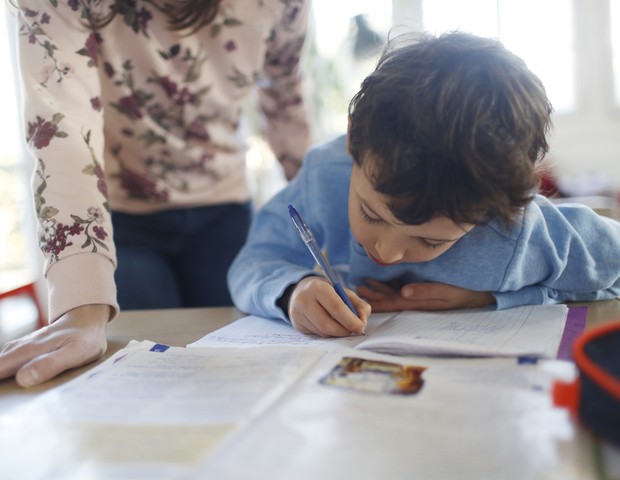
{"left": 612, "top": 0, "right": 620, "bottom": 106}
{"left": 0, "top": 6, "right": 43, "bottom": 339}
{"left": 310, "top": 0, "right": 578, "bottom": 130}
{"left": 308, "top": 0, "right": 394, "bottom": 138}
{"left": 0, "top": 6, "right": 38, "bottom": 292}
{"left": 316, "top": 0, "right": 620, "bottom": 193}
{"left": 422, "top": 0, "right": 575, "bottom": 112}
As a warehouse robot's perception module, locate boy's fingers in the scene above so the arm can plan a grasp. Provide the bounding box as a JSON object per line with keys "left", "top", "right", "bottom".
{"left": 289, "top": 277, "right": 367, "bottom": 336}
{"left": 333, "top": 289, "right": 368, "bottom": 335}
{"left": 348, "top": 290, "right": 371, "bottom": 319}
{"left": 292, "top": 311, "right": 351, "bottom": 337}
{"left": 309, "top": 282, "right": 365, "bottom": 335}
{"left": 315, "top": 318, "right": 353, "bottom": 337}
{"left": 365, "top": 294, "right": 448, "bottom": 312}
{"left": 290, "top": 313, "right": 316, "bottom": 335}
{"left": 316, "top": 298, "right": 360, "bottom": 336}
{"left": 356, "top": 285, "right": 388, "bottom": 300}
{"left": 402, "top": 283, "right": 447, "bottom": 300}
{"left": 363, "top": 278, "right": 396, "bottom": 295}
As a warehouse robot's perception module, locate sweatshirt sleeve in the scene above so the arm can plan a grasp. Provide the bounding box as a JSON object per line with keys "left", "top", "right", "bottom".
{"left": 227, "top": 159, "right": 319, "bottom": 321}
{"left": 16, "top": 1, "right": 118, "bottom": 322}
{"left": 257, "top": 0, "right": 311, "bottom": 177}
{"left": 493, "top": 198, "right": 620, "bottom": 309}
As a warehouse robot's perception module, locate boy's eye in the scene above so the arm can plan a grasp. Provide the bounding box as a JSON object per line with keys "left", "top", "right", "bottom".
{"left": 420, "top": 239, "right": 447, "bottom": 250}
{"left": 359, "top": 204, "right": 382, "bottom": 225}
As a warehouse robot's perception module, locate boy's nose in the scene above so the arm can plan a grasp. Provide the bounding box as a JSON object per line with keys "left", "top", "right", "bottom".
{"left": 374, "top": 239, "right": 405, "bottom": 264}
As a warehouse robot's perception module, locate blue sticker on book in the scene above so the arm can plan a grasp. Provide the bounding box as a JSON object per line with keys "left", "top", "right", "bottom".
{"left": 149, "top": 343, "right": 170, "bottom": 352}
{"left": 517, "top": 356, "right": 539, "bottom": 365}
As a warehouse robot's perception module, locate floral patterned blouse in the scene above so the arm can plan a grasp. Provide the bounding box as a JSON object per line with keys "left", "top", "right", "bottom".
{"left": 15, "top": 0, "right": 310, "bottom": 322}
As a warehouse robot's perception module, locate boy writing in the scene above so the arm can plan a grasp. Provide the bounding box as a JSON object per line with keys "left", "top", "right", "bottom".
{"left": 228, "top": 31, "right": 620, "bottom": 337}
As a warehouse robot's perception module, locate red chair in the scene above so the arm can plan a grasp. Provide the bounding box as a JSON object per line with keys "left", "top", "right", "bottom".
{"left": 0, "top": 282, "right": 47, "bottom": 330}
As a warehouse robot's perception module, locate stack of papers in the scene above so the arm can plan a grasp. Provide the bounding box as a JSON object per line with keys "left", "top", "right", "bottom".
{"left": 0, "top": 304, "right": 591, "bottom": 480}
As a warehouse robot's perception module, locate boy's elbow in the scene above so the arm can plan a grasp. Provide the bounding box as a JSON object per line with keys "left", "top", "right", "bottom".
{"left": 226, "top": 256, "right": 247, "bottom": 308}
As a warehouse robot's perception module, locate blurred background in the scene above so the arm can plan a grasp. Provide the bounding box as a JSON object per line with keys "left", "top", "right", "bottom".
{"left": 1, "top": 0, "right": 620, "bottom": 339}
{"left": 247, "top": 0, "right": 620, "bottom": 207}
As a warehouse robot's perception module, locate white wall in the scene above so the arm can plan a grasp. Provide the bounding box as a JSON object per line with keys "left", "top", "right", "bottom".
{"left": 549, "top": 121, "right": 620, "bottom": 192}
{"left": 548, "top": 0, "right": 620, "bottom": 192}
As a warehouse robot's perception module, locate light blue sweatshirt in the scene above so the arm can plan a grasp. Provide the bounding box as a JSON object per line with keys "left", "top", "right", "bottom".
{"left": 228, "top": 135, "right": 620, "bottom": 321}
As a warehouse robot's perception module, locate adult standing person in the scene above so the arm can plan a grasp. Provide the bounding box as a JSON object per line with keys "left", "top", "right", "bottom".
{"left": 0, "top": 0, "right": 310, "bottom": 387}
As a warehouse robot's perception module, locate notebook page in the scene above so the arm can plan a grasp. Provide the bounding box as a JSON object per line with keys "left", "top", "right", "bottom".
{"left": 356, "top": 304, "right": 568, "bottom": 357}
{"left": 188, "top": 313, "right": 396, "bottom": 350}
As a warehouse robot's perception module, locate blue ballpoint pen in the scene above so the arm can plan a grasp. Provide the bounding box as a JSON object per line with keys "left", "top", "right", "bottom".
{"left": 288, "top": 204, "right": 358, "bottom": 316}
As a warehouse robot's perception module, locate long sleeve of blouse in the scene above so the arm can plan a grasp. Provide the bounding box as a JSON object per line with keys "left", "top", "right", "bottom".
{"left": 15, "top": 0, "right": 310, "bottom": 321}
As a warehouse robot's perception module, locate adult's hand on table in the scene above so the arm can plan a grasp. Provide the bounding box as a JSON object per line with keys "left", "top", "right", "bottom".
{"left": 0, "top": 304, "right": 110, "bottom": 388}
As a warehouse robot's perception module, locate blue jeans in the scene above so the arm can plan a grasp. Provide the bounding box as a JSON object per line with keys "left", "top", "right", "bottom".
{"left": 112, "top": 202, "right": 251, "bottom": 310}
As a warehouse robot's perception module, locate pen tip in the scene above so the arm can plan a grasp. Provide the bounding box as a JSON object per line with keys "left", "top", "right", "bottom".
{"left": 288, "top": 204, "right": 296, "bottom": 215}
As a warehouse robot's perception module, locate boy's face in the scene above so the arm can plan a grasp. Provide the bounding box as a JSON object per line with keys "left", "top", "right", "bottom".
{"left": 348, "top": 162, "right": 474, "bottom": 265}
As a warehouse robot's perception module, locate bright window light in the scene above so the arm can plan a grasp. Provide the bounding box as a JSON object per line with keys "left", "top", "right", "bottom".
{"left": 422, "top": 0, "right": 575, "bottom": 113}
{"left": 612, "top": 0, "right": 620, "bottom": 106}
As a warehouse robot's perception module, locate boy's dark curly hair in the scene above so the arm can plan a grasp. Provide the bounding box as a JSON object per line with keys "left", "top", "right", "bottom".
{"left": 347, "top": 31, "right": 553, "bottom": 227}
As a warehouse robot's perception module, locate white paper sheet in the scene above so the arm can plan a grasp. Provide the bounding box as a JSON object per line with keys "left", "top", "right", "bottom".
{"left": 187, "top": 312, "right": 396, "bottom": 349}
{"left": 357, "top": 304, "right": 568, "bottom": 357}
{"left": 0, "top": 340, "right": 324, "bottom": 480}
{"left": 193, "top": 350, "right": 584, "bottom": 480}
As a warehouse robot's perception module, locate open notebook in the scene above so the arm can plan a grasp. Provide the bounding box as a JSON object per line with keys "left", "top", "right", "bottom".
{"left": 189, "top": 304, "right": 585, "bottom": 359}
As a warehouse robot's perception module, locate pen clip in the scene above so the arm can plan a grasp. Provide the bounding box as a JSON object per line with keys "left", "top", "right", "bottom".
{"left": 292, "top": 218, "right": 313, "bottom": 244}
{"left": 288, "top": 205, "right": 313, "bottom": 244}
{"left": 289, "top": 204, "right": 337, "bottom": 279}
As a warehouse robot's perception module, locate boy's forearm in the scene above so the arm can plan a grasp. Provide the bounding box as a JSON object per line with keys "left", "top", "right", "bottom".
{"left": 228, "top": 253, "right": 317, "bottom": 321}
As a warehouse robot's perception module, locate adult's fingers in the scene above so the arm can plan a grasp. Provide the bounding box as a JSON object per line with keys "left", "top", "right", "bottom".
{"left": 14, "top": 334, "right": 106, "bottom": 387}
{"left": 0, "top": 304, "right": 110, "bottom": 387}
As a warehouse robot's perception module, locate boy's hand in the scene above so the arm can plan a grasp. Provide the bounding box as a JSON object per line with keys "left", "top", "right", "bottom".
{"left": 0, "top": 304, "right": 109, "bottom": 388}
{"left": 288, "top": 276, "right": 370, "bottom": 337}
{"left": 357, "top": 279, "right": 495, "bottom": 312}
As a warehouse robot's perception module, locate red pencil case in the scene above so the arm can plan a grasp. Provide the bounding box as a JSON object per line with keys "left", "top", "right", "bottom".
{"left": 553, "top": 320, "right": 620, "bottom": 447}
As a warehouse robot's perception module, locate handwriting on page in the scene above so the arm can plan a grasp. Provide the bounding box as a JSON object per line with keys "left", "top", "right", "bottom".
{"left": 206, "top": 331, "right": 322, "bottom": 346}
{"left": 189, "top": 316, "right": 333, "bottom": 347}
{"left": 374, "top": 308, "right": 529, "bottom": 346}
{"left": 188, "top": 313, "right": 396, "bottom": 349}
{"left": 356, "top": 305, "right": 568, "bottom": 357}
